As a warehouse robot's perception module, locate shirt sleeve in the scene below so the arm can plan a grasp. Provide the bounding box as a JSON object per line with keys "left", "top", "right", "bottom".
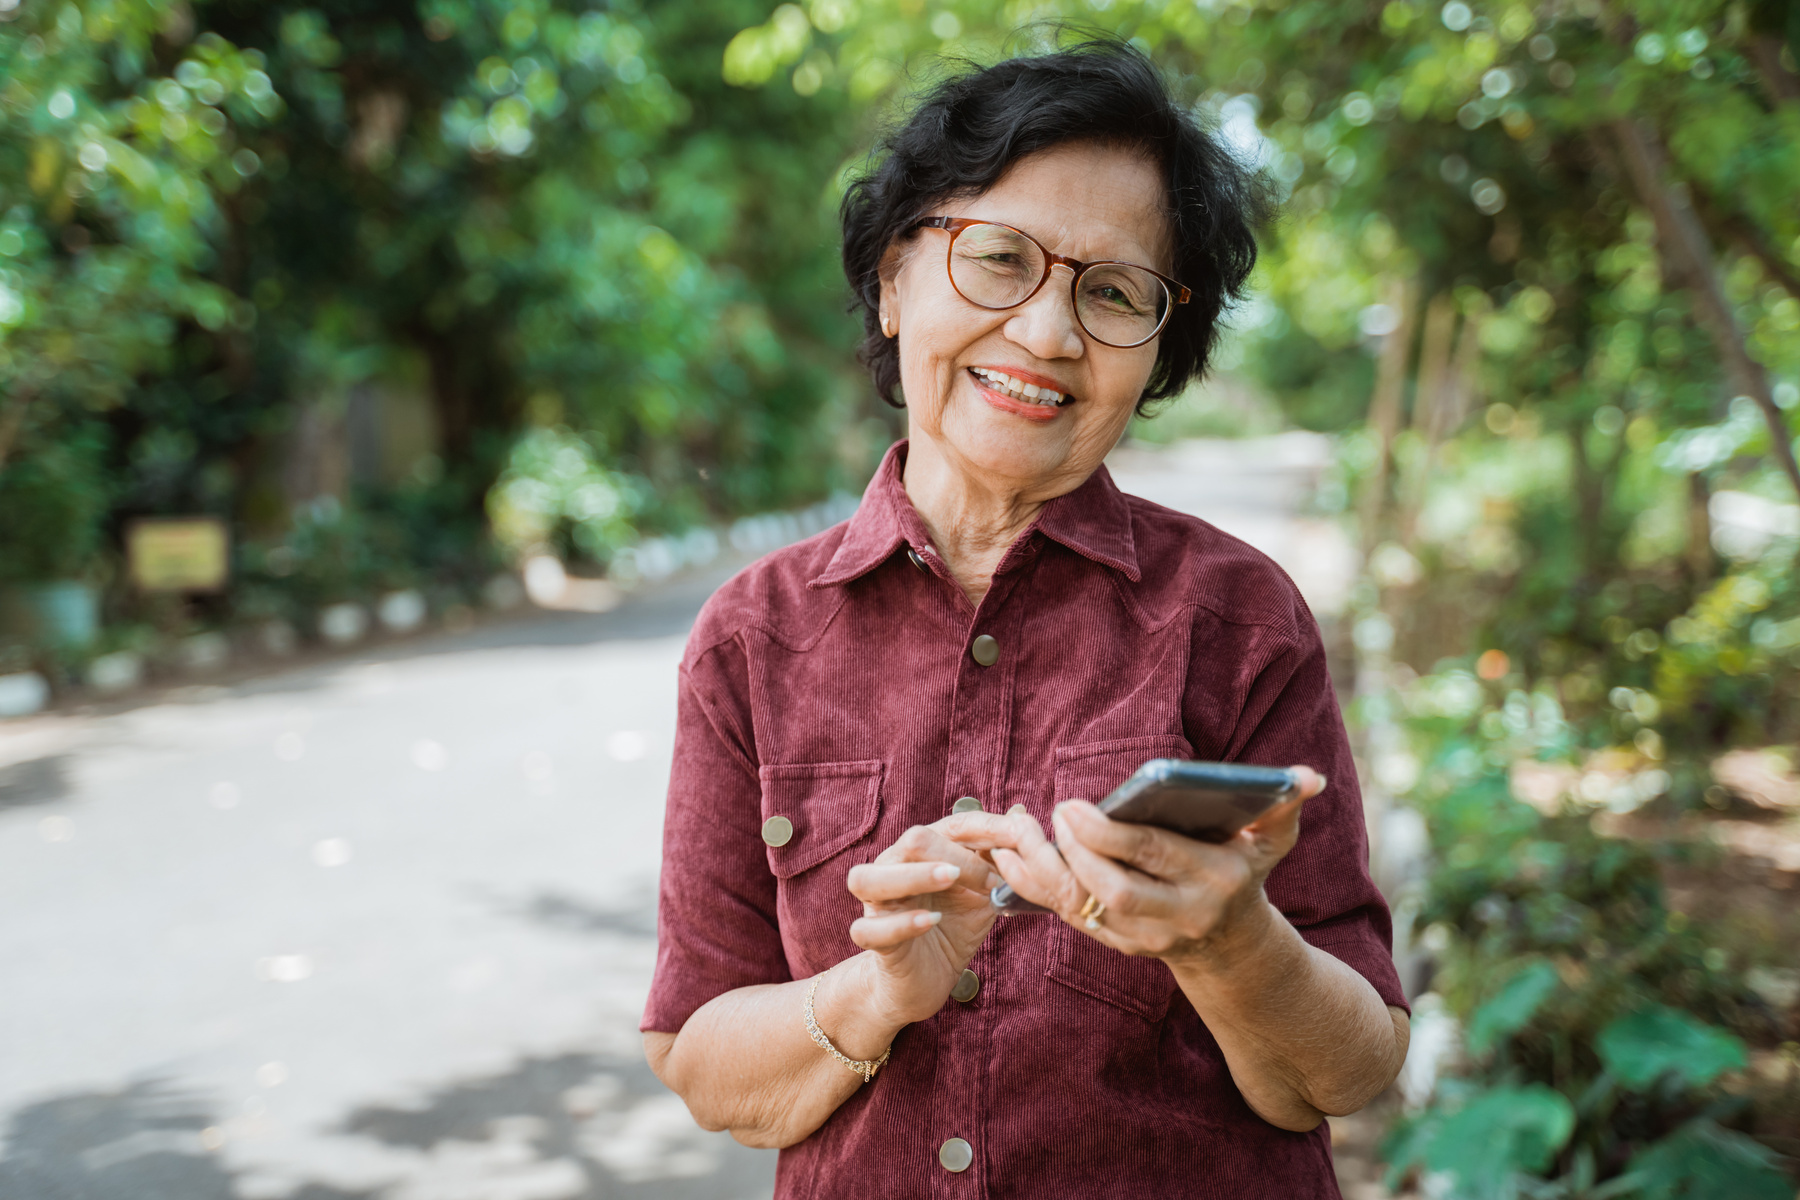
{"left": 1201, "top": 609, "right": 1410, "bottom": 1015}
{"left": 640, "top": 635, "right": 790, "bottom": 1034}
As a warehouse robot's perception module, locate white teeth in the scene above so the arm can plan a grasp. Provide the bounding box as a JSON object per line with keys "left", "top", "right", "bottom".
{"left": 973, "top": 368, "right": 1065, "bottom": 406}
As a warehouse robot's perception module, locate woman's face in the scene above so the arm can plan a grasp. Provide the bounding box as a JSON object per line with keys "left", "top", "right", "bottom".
{"left": 880, "top": 141, "right": 1173, "bottom": 498}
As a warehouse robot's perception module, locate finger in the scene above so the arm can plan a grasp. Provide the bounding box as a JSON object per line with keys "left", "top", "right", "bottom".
{"left": 992, "top": 820, "right": 1088, "bottom": 914}
{"left": 846, "top": 860, "right": 960, "bottom": 904}
{"left": 876, "top": 825, "right": 1000, "bottom": 889}
{"left": 1053, "top": 806, "right": 1181, "bottom": 922}
{"left": 1234, "top": 768, "right": 1318, "bottom": 845}
{"left": 990, "top": 846, "right": 1054, "bottom": 909}
{"left": 849, "top": 908, "right": 944, "bottom": 950}
{"left": 1055, "top": 800, "right": 1203, "bottom": 883}
{"left": 1242, "top": 788, "right": 1309, "bottom": 846}
{"left": 938, "top": 810, "right": 1042, "bottom": 853}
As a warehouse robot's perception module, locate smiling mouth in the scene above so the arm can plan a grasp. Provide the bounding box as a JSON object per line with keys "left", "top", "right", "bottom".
{"left": 970, "top": 367, "right": 1071, "bottom": 408}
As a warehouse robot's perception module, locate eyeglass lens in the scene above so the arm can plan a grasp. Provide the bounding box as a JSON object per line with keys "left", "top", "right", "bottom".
{"left": 948, "top": 223, "right": 1170, "bottom": 347}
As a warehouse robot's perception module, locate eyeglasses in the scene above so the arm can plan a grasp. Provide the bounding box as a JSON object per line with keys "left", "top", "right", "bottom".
{"left": 913, "top": 217, "right": 1190, "bottom": 349}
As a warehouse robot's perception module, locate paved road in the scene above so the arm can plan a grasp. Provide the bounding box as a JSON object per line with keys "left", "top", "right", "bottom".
{"left": 0, "top": 568, "right": 778, "bottom": 1200}
{"left": 0, "top": 435, "right": 1359, "bottom": 1200}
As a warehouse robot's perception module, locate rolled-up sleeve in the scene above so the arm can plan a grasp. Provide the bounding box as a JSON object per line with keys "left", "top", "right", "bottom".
{"left": 1209, "top": 611, "right": 1409, "bottom": 1015}
{"left": 641, "top": 636, "right": 789, "bottom": 1034}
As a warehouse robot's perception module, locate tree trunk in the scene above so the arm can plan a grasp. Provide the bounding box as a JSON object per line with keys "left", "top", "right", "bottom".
{"left": 1689, "top": 181, "right": 1800, "bottom": 299}
{"left": 0, "top": 388, "right": 32, "bottom": 473}
{"left": 1746, "top": 33, "right": 1800, "bottom": 107}
{"left": 1399, "top": 293, "right": 1457, "bottom": 545}
{"left": 1686, "top": 471, "right": 1715, "bottom": 587}
{"left": 1610, "top": 118, "right": 1800, "bottom": 505}
{"left": 1359, "top": 277, "right": 1418, "bottom": 553}
{"left": 1444, "top": 300, "right": 1486, "bottom": 437}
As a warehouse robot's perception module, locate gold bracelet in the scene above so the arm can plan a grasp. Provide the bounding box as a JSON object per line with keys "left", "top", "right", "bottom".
{"left": 804, "top": 972, "right": 891, "bottom": 1083}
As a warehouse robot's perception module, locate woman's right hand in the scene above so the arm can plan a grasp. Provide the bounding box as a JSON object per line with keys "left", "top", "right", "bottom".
{"left": 845, "top": 817, "right": 1008, "bottom": 1026}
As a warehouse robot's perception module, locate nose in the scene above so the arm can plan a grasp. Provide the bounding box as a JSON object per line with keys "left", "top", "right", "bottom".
{"left": 1001, "top": 264, "right": 1085, "bottom": 362}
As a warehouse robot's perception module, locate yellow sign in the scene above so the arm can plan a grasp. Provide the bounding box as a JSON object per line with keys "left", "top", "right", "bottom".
{"left": 128, "top": 518, "right": 230, "bottom": 592}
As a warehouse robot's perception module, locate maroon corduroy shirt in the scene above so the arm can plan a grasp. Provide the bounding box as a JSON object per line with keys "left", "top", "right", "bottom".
{"left": 644, "top": 441, "right": 1406, "bottom": 1199}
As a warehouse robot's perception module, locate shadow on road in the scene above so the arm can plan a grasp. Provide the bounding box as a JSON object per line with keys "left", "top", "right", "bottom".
{"left": 0, "top": 754, "right": 70, "bottom": 811}
{"left": 340, "top": 1050, "right": 771, "bottom": 1199}
{"left": 480, "top": 886, "right": 661, "bottom": 940}
{"left": 0, "top": 1080, "right": 371, "bottom": 1200}
{"left": 0, "top": 1051, "right": 773, "bottom": 1200}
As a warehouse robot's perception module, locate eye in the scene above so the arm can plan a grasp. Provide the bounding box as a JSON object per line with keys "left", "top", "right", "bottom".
{"left": 961, "top": 248, "right": 1028, "bottom": 269}
{"left": 1084, "top": 282, "right": 1147, "bottom": 313}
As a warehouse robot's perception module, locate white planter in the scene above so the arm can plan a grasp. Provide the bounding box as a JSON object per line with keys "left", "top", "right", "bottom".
{"left": 521, "top": 556, "right": 566, "bottom": 606}
{"left": 87, "top": 651, "right": 144, "bottom": 693}
{"left": 0, "top": 672, "right": 49, "bottom": 718}
{"left": 177, "top": 632, "right": 231, "bottom": 674}
{"left": 378, "top": 589, "right": 427, "bottom": 633}
{"left": 485, "top": 572, "right": 527, "bottom": 610}
{"left": 259, "top": 620, "right": 298, "bottom": 657}
{"left": 318, "top": 603, "right": 369, "bottom": 646}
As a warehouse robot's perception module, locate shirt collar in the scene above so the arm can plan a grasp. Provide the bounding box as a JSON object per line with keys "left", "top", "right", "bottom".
{"left": 810, "top": 440, "right": 1141, "bottom": 587}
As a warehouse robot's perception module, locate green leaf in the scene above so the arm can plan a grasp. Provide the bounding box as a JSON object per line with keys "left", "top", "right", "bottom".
{"left": 1596, "top": 1006, "right": 1746, "bottom": 1092}
{"left": 1400, "top": 1085, "right": 1576, "bottom": 1198}
{"left": 1467, "top": 960, "right": 1560, "bottom": 1055}
{"left": 1624, "top": 1120, "right": 1792, "bottom": 1200}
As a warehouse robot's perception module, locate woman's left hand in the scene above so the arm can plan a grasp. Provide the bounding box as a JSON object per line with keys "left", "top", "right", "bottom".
{"left": 981, "top": 766, "right": 1326, "bottom": 963}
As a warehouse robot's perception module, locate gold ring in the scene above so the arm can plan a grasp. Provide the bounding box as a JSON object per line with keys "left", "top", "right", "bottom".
{"left": 1079, "top": 893, "right": 1106, "bottom": 930}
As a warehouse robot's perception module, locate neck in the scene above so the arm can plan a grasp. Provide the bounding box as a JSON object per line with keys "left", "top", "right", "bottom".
{"left": 900, "top": 433, "right": 1056, "bottom": 609}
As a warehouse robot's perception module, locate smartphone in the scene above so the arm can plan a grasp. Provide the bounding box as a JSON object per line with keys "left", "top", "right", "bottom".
{"left": 989, "top": 759, "right": 1301, "bottom": 914}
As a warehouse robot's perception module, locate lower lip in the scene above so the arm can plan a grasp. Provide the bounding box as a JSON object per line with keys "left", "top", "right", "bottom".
{"left": 970, "top": 371, "right": 1064, "bottom": 422}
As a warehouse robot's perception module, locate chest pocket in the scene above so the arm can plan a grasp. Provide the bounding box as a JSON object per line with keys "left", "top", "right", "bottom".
{"left": 1045, "top": 735, "right": 1192, "bottom": 1023}
{"left": 758, "top": 760, "right": 884, "bottom": 979}
{"left": 758, "top": 760, "right": 884, "bottom": 877}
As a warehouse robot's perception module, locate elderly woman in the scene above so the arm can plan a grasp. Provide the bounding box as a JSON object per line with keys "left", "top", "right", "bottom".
{"left": 642, "top": 41, "right": 1409, "bottom": 1197}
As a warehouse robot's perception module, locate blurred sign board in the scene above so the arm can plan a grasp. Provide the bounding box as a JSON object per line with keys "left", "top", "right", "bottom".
{"left": 127, "top": 518, "right": 230, "bottom": 592}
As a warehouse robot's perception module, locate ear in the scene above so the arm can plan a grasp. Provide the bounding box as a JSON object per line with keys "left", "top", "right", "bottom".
{"left": 876, "top": 241, "right": 907, "bottom": 335}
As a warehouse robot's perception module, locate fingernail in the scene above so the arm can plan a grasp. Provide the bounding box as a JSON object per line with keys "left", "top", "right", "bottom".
{"left": 1317, "top": 776, "right": 1328, "bottom": 792}
{"left": 932, "top": 864, "right": 957, "bottom": 884}
{"left": 1008, "top": 803, "right": 1028, "bottom": 816}
{"left": 916, "top": 910, "right": 943, "bottom": 928}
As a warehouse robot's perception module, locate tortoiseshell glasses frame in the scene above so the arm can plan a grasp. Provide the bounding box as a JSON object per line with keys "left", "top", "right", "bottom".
{"left": 913, "top": 216, "right": 1191, "bottom": 349}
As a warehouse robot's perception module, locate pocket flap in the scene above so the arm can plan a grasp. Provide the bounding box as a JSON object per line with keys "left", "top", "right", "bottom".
{"left": 1044, "top": 734, "right": 1191, "bottom": 1022}
{"left": 1052, "top": 734, "right": 1193, "bottom": 805}
{"left": 1047, "top": 926, "right": 1176, "bottom": 1023}
{"left": 758, "top": 760, "right": 884, "bottom": 878}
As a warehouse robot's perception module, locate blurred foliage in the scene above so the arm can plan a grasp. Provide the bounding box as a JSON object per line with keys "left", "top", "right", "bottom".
{"left": 0, "top": 419, "right": 109, "bottom": 580}
{"left": 486, "top": 424, "right": 641, "bottom": 561}
{"left": 1372, "top": 657, "right": 1795, "bottom": 1195}
{"left": 0, "top": 0, "right": 881, "bottom": 645}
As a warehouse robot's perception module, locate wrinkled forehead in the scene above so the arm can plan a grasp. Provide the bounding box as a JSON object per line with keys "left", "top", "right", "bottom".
{"left": 929, "top": 140, "right": 1177, "bottom": 275}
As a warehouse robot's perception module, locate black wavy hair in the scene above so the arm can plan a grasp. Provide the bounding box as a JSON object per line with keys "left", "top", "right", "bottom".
{"left": 840, "top": 38, "right": 1273, "bottom": 412}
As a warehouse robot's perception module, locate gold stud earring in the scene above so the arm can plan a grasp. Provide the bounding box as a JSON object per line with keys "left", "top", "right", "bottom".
{"left": 880, "top": 312, "right": 893, "bottom": 338}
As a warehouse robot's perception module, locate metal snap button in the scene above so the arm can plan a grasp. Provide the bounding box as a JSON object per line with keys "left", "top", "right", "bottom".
{"left": 951, "top": 969, "right": 980, "bottom": 1003}
{"left": 938, "top": 1136, "right": 973, "bottom": 1172}
{"left": 907, "top": 547, "right": 928, "bottom": 572}
{"left": 970, "top": 634, "right": 999, "bottom": 666}
{"left": 951, "top": 796, "right": 983, "bottom": 814}
{"left": 761, "top": 816, "right": 794, "bottom": 847}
